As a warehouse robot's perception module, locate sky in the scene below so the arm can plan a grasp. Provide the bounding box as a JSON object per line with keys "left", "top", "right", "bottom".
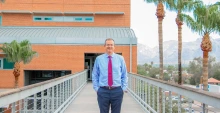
{"left": 131, "top": 0, "right": 220, "bottom": 48}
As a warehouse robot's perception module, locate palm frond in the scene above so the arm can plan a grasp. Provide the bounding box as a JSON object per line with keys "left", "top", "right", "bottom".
{"left": 181, "top": 0, "right": 203, "bottom": 12}
{"left": 162, "top": 0, "right": 176, "bottom": 12}
{"left": 0, "top": 40, "right": 38, "bottom": 64}
{"left": 180, "top": 13, "right": 203, "bottom": 34}
{"left": 144, "top": 0, "right": 159, "bottom": 6}
{"left": 182, "top": 3, "right": 220, "bottom": 36}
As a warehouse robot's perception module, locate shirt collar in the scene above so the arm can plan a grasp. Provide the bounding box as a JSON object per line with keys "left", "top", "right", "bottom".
{"left": 105, "top": 53, "right": 115, "bottom": 58}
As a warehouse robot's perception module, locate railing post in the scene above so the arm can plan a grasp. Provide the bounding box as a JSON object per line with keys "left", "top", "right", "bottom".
{"left": 162, "top": 90, "right": 165, "bottom": 113}
{"left": 203, "top": 103, "right": 208, "bottom": 113}
{"left": 56, "top": 85, "right": 59, "bottom": 110}
{"left": 157, "top": 87, "right": 159, "bottom": 113}
{"left": 47, "top": 88, "right": 50, "bottom": 113}
{"left": 169, "top": 91, "right": 172, "bottom": 113}
{"left": 59, "top": 84, "right": 61, "bottom": 106}
{"left": 34, "top": 94, "right": 37, "bottom": 111}
{"left": 52, "top": 86, "right": 54, "bottom": 112}
{"left": 148, "top": 84, "right": 151, "bottom": 111}
{"left": 24, "top": 98, "right": 27, "bottom": 112}
{"left": 65, "top": 81, "right": 67, "bottom": 101}
{"left": 68, "top": 80, "right": 71, "bottom": 97}
{"left": 11, "top": 102, "right": 15, "bottom": 113}
{"left": 178, "top": 95, "right": 182, "bottom": 113}
{"left": 138, "top": 79, "right": 140, "bottom": 101}
{"left": 188, "top": 98, "right": 192, "bottom": 113}
{"left": 41, "top": 91, "right": 44, "bottom": 113}
{"left": 62, "top": 82, "right": 65, "bottom": 104}
{"left": 135, "top": 77, "right": 137, "bottom": 95}
{"left": 19, "top": 100, "right": 22, "bottom": 112}
{"left": 144, "top": 82, "right": 147, "bottom": 108}
{"left": 152, "top": 86, "right": 155, "bottom": 110}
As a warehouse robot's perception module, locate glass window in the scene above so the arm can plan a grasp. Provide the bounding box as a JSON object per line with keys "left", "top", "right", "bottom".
{"left": 0, "top": 58, "right": 2, "bottom": 69}
{"left": 75, "top": 18, "right": 82, "bottom": 21}
{"left": 34, "top": 17, "right": 42, "bottom": 21}
{"left": 0, "top": 108, "right": 3, "bottom": 112}
{"left": 33, "top": 16, "right": 94, "bottom": 22}
{"left": 44, "top": 17, "right": 53, "bottom": 21}
{"left": 85, "top": 18, "right": 93, "bottom": 21}
{"left": 3, "top": 58, "right": 14, "bottom": 69}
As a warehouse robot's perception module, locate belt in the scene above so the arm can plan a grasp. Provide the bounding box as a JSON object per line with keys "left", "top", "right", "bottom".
{"left": 100, "top": 86, "right": 120, "bottom": 90}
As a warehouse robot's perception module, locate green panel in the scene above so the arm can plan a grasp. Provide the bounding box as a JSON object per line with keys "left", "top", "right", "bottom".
{"left": 75, "top": 18, "right": 82, "bottom": 21}
{"left": 3, "top": 58, "right": 14, "bottom": 69}
{"left": 34, "top": 17, "right": 42, "bottom": 21}
{"left": 44, "top": 17, "right": 52, "bottom": 20}
{"left": 0, "top": 59, "right": 2, "bottom": 68}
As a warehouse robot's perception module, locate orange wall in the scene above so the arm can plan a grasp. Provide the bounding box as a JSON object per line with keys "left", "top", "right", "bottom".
{"left": 0, "top": 45, "right": 137, "bottom": 88}
{"left": 0, "top": 0, "right": 130, "bottom": 27}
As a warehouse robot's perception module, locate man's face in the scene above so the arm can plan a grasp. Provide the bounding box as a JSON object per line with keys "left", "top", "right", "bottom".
{"left": 105, "top": 40, "right": 115, "bottom": 54}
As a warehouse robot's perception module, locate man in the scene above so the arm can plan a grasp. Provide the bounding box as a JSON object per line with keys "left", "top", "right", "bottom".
{"left": 92, "top": 38, "right": 128, "bottom": 113}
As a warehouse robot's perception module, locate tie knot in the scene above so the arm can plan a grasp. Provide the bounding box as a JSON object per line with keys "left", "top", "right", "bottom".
{"left": 108, "top": 56, "right": 112, "bottom": 58}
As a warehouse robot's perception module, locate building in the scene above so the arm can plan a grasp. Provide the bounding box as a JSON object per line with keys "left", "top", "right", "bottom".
{"left": 0, "top": 0, "right": 137, "bottom": 88}
{"left": 208, "top": 78, "right": 220, "bottom": 85}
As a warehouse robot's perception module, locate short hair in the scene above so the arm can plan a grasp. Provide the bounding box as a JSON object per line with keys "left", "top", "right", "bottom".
{"left": 105, "top": 38, "right": 115, "bottom": 45}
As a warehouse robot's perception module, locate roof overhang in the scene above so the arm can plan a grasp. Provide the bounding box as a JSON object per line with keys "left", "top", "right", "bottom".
{"left": 95, "top": 12, "right": 124, "bottom": 15}
{"left": 64, "top": 12, "right": 93, "bottom": 15}
{"left": 0, "top": 27, "right": 137, "bottom": 45}
{"left": 0, "top": 10, "right": 125, "bottom": 15}
{"left": 1, "top": 10, "right": 32, "bottom": 14}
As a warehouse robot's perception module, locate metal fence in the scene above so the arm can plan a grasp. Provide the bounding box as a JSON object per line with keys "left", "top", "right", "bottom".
{"left": 127, "top": 73, "right": 220, "bottom": 113}
{"left": 0, "top": 70, "right": 87, "bottom": 113}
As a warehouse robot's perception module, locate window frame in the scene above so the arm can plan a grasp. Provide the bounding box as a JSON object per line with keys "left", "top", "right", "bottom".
{"left": 33, "top": 16, "right": 94, "bottom": 22}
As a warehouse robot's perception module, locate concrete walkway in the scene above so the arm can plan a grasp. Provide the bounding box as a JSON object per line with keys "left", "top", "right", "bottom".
{"left": 64, "top": 82, "right": 145, "bottom": 113}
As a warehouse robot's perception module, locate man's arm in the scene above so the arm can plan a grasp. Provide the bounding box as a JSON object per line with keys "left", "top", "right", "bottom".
{"left": 92, "top": 58, "right": 99, "bottom": 92}
{"left": 121, "top": 57, "right": 128, "bottom": 91}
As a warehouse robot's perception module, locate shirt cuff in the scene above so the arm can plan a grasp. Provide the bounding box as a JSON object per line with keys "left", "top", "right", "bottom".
{"left": 95, "top": 87, "right": 99, "bottom": 92}
{"left": 122, "top": 87, "right": 127, "bottom": 91}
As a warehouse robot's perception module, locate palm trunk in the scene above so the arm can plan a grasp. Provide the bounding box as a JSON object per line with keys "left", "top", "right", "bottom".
{"left": 201, "top": 33, "right": 212, "bottom": 113}
{"left": 156, "top": 2, "right": 165, "bottom": 113}
{"left": 176, "top": 12, "right": 183, "bottom": 85}
{"left": 13, "top": 62, "right": 20, "bottom": 88}
{"left": 202, "top": 51, "right": 208, "bottom": 90}
{"left": 158, "top": 18, "right": 163, "bottom": 81}
{"left": 202, "top": 51, "right": 208, "bottom": 113}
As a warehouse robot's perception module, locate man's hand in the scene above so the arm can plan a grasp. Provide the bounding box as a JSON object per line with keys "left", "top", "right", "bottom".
{"left": 124, "top": 90, "right": 128, "bottom": 93}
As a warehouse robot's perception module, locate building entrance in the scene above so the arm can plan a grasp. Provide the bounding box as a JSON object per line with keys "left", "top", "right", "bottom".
{"left": 84, "top": 53, "right": 102, "bottom": 81}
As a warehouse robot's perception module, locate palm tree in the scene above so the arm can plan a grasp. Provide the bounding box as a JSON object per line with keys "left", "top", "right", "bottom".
{"left": 167, "top": 0, "right": 202, "bottom": 85}
{"left": 0, "top": 40, "right": 38, "bottom": 88}
{"left": 144, "top": 1, "right": 174, "bottom": 112}
{"left": 181, "top": 3, "right": 220, "bottom": 113}
{"left": 144, "top": 0, "right": 173, "bottom": 81}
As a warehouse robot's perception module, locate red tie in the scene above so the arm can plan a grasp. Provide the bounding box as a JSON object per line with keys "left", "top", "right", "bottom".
{"left": 108, "top": 56, "right": 113, "bottom": 87}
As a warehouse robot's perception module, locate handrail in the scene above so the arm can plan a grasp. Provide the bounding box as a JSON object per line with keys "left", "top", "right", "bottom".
{"left": 127, "top": 72, "right": 220, "bottom": 113}
{"left": 0, "top": 70, "right": 87, "bottom": 113}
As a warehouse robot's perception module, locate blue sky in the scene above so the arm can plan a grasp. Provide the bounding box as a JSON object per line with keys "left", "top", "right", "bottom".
{"left": 131, "top": 0, "right": 220, "bottom": 48}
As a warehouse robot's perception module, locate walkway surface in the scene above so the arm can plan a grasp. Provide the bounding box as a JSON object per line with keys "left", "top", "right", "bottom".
{"left": 64, "top": 82, "right": 145, "bottom": 113}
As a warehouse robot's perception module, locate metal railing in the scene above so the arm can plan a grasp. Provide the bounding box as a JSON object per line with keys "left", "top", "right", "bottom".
{"left": 127, "top": 73, "right": 220, "bottom": 113}
{"left": 0, "top": 70, "right": 87, "bottom": 113}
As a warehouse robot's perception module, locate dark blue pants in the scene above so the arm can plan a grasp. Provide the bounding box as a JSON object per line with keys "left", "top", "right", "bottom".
{"left": 97, "top": 87, "right": 124, "bottom": 113}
